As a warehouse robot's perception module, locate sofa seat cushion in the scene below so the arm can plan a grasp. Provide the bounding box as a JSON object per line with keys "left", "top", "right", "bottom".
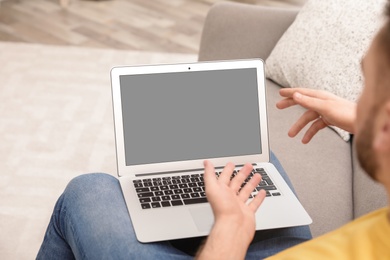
{"left": 266, "top": 79, "right": 353, "bottom": 237}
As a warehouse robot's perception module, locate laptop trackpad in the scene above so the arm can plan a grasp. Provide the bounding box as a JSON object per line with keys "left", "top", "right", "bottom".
{"left": 189, "top": 206, "right": 214, "bottom": 232}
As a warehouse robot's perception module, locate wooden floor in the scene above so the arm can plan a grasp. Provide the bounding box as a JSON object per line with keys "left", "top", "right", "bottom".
{"left": 0, "top": 0, "right": 305, "bottom": 54}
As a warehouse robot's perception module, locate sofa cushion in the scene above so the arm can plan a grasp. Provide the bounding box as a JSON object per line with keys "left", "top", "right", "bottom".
{"left": 266, "top": 79, "right": 353, "bottom": 237}
{"left": 265, "top": 0, "right": 386, "bottom": 141}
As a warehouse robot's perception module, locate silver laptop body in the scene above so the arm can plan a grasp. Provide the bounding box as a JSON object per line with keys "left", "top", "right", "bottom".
{"left": 111, "top": 59, "right": 312, "bottom": 243}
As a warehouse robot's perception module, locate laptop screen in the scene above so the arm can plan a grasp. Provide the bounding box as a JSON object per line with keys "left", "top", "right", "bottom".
{"left": 120, "top": 68, "right": 262, "bottom": 166}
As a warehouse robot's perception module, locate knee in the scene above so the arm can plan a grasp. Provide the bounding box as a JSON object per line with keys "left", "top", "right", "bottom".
{"left": 64, "top": 173, "right": 119, "bottom": 199}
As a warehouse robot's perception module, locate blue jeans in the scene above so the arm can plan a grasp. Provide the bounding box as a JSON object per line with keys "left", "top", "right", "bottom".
{"left": 37, "top": 153, "right": 311, "bottom": 259}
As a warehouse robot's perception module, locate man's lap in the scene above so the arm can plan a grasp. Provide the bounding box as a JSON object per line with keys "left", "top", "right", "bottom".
{"left": 37, "top": 152, "right": 311, "bottom": 259}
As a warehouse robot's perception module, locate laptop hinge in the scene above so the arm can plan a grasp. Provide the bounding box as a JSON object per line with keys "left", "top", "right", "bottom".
{"left": 134, "top": 163, "right": 256, "bottom": 177}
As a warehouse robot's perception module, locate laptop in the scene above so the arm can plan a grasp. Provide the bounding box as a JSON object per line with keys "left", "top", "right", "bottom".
{"left": 110, "top": 59, "right": 312, "bottom": 243}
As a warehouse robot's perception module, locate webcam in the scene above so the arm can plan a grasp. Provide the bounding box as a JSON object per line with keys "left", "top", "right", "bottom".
{"left": 188, "top": 67, "right": 191, "bottom": 70}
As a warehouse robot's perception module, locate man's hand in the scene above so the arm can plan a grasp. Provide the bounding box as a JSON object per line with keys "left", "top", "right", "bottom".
{"left": 196, "top": 161, "right": 266, "bottom": 260}
{"left": 277, "top": 88, "right": 356, "bottom": 143}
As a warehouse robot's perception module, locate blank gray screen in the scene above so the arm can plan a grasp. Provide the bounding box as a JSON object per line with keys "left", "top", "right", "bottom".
{"left": 120, "top": 68, "right": 262, "bottom": 166}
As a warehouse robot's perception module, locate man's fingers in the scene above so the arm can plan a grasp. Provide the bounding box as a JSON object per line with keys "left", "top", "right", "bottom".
{"left": 279, "top": 88, "right": 298, "bottom": 98}
{"left": 292, "top": 92, "right": 326, "bottom": 114}
{"left": 279, "top": 89, "right": 332, "bottom": 115}
{"left": 230, "top": 163, "right": 253, "bottom": 193}
{"left": 288, "top": 110, "right": 319, "bottom": 137}
{"left": 249, "top": 189, "right": 266, "bottom": 213}
{"left": 301, "top": 118, "right": 327, "bottom": 144}
{"left": 238, "top": 173, "right": 261, "bottom": 202}
{"left": 279, "top": 88, "right": 334, "bottom": 99}
{"left": 203, "top": 160, "right": 217, "bottom": 189}
{"left": 218, "top": 162, "right": 235, "bottom": 185}
{"left": 276, "top": 98, "right": 297, "bottom": 109}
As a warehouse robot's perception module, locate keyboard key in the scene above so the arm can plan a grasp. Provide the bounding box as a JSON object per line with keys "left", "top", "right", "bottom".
{"left": 272, "top": 192, "right": 281, "bottom": 196}
{"left": 141, "top": 203, "right": 151, "bottom": 209}
{"left": 183, "top": 198, "right": 207, "bottom": 205}
{"left": 171, "top": 200, "right": 184, "bottom": 206}
{"left": 138, "top": 192, "right": 154, "bottom": 198}
{"left": 190, "top": 177, "right": 200, "bottom": 183}
{"left": 172, "top": 179, "right": 181, "bottom": 184}
{"left": 183, "top": 188, "right": 192, "bottom": 193}
{"left": 179, "top": 184, "right": 188, "bottom": 188}
{"left": 151, "top": 202, "right": 161, "bottom": 208}
{"left": 136, "top": 187, "right": 150, "bottom": 193}
{"left": 169, "top": 184, "right": 179, "bottom": 190}
{"left": 164, "top": 190, "right": 174, "bottom": 195}
{"left": 181, "top": 194, "right": 190, "bottom": 199}
{"left": 162, "top": 196, "right": 170, "bottom": 201}
{"left": 139, "top": 198, "right": 151, "bottom": 203}
{"left": 155, "top": 191, "right": 164, "bottom": 196}
{"left": 174, "top": 189, "right": 183, "bottom": 194}
{"left": 191, "top": 174, "right": 200, "bottom": 178}
{"left": 172, "top": 176, "right": 181, "bottom": 180}
{"left": 161, "top": 201, "right": 171, "bottom": 207}
{"left": 152, "top": 197, "right": 161, "bottom": 202}
{"left": 134, "top": 183, "right": 143, "bottom": 188}
{"left": 150, "top": 186, "right": 159, "bottom": 191}
{"left": 193, "top": 187, "right": 202, "bottom": 192}
{"left": 259, "top": 185, "right": 277, "bottom": 191}
{"left": 200, "top": 192, "right": 206, "bottom": 197}
{"left": 258, "top": 181, "right": 268, "bottom": 187}
{"left": 188, "top": 183, "right": 197, "bottom": 188}
{"left": 160, "top": 185, "right": 169, "bottom": 190}
{"left": 182, "top": 175, "right": 190, "bottom": 179}
{"left": 144, "top": 182, "right": 153, "bottom": 187}
{"left": 171, "top": 195, "right": 180, "bottom": 200}
{"left": 191, "top": 193, "right": 200, "bottom": 198}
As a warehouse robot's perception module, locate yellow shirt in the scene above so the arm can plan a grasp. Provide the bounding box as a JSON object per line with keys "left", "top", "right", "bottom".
{"left": 267, "top": 207, "right": 390, "bottom": 260}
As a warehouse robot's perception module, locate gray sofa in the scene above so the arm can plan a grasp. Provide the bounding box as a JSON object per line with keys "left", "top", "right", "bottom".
{"left": 198, "top": 2, "right": 387, "bottom": 237}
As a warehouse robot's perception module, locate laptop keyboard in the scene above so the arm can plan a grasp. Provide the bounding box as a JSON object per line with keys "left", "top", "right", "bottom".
{"left": 134, "top": 168, "right": 281, "bottom": 209}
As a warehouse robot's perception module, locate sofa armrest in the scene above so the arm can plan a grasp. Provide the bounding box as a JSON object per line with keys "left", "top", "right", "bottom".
{"left": 198, "top": 2, "right": 299, "bottom": 61}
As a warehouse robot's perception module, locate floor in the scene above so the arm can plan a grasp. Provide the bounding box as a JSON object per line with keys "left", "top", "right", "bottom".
{"left": 0, "top": 0, "right": 306, "bottom": 54}
{"left": 0, "top": 42, "right": 198, "bottom": 259}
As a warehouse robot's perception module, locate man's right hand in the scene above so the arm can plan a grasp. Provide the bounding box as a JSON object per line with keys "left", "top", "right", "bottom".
{"left": 276, "top": 88, "right": 356, "bottom": 143}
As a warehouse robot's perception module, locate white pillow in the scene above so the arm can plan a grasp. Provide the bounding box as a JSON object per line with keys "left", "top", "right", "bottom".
{"left": 266, "top": 0, "right": 386, "bottom": 141}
